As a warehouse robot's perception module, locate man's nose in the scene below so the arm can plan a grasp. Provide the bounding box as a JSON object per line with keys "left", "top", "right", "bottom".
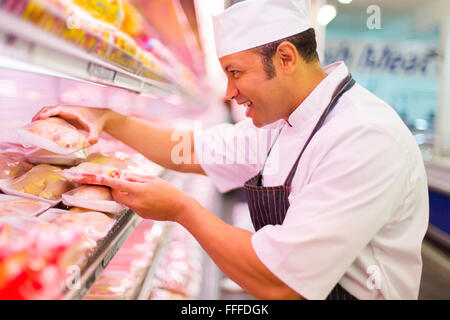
{"left": 225, "top": 80, "right": 239, "bottom": 101}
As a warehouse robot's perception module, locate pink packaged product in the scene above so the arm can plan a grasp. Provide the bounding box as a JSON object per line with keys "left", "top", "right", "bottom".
{"left": 83, "top": 270, "right": 138, "bottom": 300}
{"left": 0, "top": 216, "right": 86, "bottom": 299}
{"left": 149, "top": 288, "right": 187, "bottom": 300}
{"left": 61, "top": 162, "right": 122, "bottom": 185}
{"left": 0, "top": 194, "right": 51, "bottom": 217}
{"left": 0, "top": 142, "right": 35, "bottom": 155}
{"left": 0, "top": 152, "right": 34, "bottom": 181}
{"left": 62, "top": 185, "right": 127, "bottom": 215}
{"left": 16, "top": 117, "right": 87, "bottom": 155}
{"left": 26, "top": 148, "right": 88, "bottom": 166}
{"left": 89, "top": 138, "right": 164, "bottom": 176}
{"left": 39, "top": 209, "right": 116, "bottom": 243}
{"left": 151, "top": 225, "right": 203, "bottom": 298}
{"left": 83, "top": 220, "right": 163, "bottom": 300}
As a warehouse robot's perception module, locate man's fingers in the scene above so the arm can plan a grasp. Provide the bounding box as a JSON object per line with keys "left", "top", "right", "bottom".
{"left": 121, "top": 171, "right": 155, "bottom": 183}
{"left": 111, "top": 189, "right": 132, "bottom": 206}
{"left": 99, "top": 175, "right": 144, "bottom": 193}
{"left": 32, "top": 106, "right": 53, "bottom": 121}
{"left": 86, "top": 132, "right": 99, "bottom": 148}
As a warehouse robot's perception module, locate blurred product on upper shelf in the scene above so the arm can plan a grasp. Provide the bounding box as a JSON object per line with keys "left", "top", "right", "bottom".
{"left": 16, "top": 117, "right": 86, "bottom": 155}
{"left": 72, "top": 0, "right": 124, "bottom": 28}
{"left": 0, "top": 152, "right": 33, "bottom": 180}
{"left": 0, "top": 194, "right": 51, "bottom": 217}
{"left": 120, "top": 0, "right": 143, "bottom": 37}
{"left": 0, "top": 216, "right": 87, "bottom": 299}
{"left": 62, "top": 185, "right": 128, "bottom": 215}
{"left": 0, "top": 0, "right": 201, "bottom": 93}
{"left": 6, "top": 164, "right": 74, "bottom": 201}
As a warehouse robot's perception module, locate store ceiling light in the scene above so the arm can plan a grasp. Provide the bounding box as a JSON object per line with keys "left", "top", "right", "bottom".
{"left": 317, "top": 4, "right": 337, "bottom": 26}
{"left": 338, "top": 0, "right": 352, "bottom": 4}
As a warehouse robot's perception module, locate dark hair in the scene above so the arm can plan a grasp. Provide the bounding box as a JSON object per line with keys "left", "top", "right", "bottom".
{"left": 252, "top": 28, "right": 319, "bottom": 79}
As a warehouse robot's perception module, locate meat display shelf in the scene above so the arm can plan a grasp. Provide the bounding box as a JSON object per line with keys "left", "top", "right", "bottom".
{"left": 134, "top": 222, "right": 174, "bottom": 300}
{"left": 62, "top": 209, "right": 142, "bottom": 300}
{"left": 0, "top": 9, "right": 196, "bottom": 101}
{"left": 61, "top": 168, "right": 172, "bottom": 300}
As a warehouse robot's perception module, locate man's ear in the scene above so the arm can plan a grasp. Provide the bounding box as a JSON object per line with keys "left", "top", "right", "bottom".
{"left": 275, "top": 41, "right": 298, "bottom": 74}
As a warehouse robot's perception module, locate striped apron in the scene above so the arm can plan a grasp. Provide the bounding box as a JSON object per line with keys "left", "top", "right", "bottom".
{"left": 244, "top": 74, "right": 357, "bottom": 300}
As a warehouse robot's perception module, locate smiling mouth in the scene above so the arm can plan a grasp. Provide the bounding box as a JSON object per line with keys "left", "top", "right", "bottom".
{"left": 243, "top": 101, "right": 253, "bottom": 117}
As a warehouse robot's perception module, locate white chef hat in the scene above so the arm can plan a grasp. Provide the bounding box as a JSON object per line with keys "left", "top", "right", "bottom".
{"left": 213, "top": 0, "right": 313, "bottom": 58}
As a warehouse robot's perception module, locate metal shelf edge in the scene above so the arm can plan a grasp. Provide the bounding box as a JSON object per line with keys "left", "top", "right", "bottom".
{"left": 62, "top": 210, "right": 141, "bottom": 300}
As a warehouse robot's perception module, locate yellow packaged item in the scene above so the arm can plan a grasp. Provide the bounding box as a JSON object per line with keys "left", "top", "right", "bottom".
{"left": 73, "top": 0, "right": 125, "bottom": 28}
{"left": 8, "top": 164, "right": 74, "bottom": 201}
{"left": 120, "top": 0, "right": 144, "bottom": 37}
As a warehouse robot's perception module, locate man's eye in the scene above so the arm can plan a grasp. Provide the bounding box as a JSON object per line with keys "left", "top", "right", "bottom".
{"left": 230, "top": 70, "right": 240, "bottom": 77}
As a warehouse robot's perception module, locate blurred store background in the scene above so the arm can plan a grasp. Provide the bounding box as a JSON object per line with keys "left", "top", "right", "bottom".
{"left": 0, "top": 0, "right": 449, "bottom": 300}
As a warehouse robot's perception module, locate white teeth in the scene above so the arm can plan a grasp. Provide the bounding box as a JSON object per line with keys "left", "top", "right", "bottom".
{"left": 243, "top": 101, "right": 252, "bottom": 107}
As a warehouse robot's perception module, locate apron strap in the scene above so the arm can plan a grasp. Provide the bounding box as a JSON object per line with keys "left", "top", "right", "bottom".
{"left": 284, "top": 74, "right": 355, "bottom": 187}
{"left": 256, "top": 124, "right": 286, "bottom": 186}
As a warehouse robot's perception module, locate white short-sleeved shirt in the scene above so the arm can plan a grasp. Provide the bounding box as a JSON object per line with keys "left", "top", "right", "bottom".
{"left": 194, "top": 62, "right": 429, "bottom": 300}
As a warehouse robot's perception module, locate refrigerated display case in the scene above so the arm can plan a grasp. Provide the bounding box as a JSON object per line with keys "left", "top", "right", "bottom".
{"left": 0, "top": 0, "right": 226, "bottom": 299}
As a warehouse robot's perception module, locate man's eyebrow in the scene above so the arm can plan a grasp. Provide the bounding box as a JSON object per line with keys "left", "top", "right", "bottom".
{"left": 225, "top": 65, "right": 235, "bottom": 72}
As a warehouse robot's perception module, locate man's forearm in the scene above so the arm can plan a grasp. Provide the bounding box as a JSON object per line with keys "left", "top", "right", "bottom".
{"left": 104, "top": 112, "right": 204, "bottom": 174}
{"left": 176, "top": 196, "right": 303, "bottom": 300}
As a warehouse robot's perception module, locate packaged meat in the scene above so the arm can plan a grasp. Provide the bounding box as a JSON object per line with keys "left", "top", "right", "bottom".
{"left": 0, "top": 152, "right": 33, "bottom": 180}
{"left": 39, "top": 209, "right": 115, "bottom": 242}
{"left": 85, "top": 152, "right": 128, "bottom": 169}
{"left": 83, "top": 270, "right": 136, "bottom": 300}
{"left": 149, "top": 288, "right": 187, "bottom": 300}
{"left": 62, "top": 185, "right": 127, "bottom": 215}
{"left": 62, "top": 162, "right": 122, "bottom": 184}
{"left": 0, "top": 216, "right": 86, "bottom": 299}
{"left": 16, "top": 117, "right": 86, "bottom": 155}
{"left": 0, "top": 142, "right": 35, "bottom": 155}
{"left": 86, "top": 151, "right": 163, "bottom": 176}
{"left": 26, "top": 148, "right": 88, "bottom": 166}
{"left": 0, "top": 164, "right": 74, "bottom": 204}
{"left": 69, "top": 207, "right": 95, "bottom": 213}
{"left": 0, "top": 194, "right": 51, "bottom": 217}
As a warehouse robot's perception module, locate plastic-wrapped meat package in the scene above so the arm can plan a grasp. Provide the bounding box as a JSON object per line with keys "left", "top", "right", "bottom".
{"left": 83, "top": 271, "right": 136, "bottom": 300}
{"left": 150, "top": 225, "right": 203, "bottom": 299}
{"left": 39, "top": 209, "right": 115, "bottom": 243}
{"left": 85, "top": 151, "right": 162, "bottom": 177}
{"left": 0, "top": 142, "right": 35, "bottom": 155}
{"left": 83, "top": 220, "right": 162, "bottom": 300}
{"left": 61, "top": 162, "right": 122, "bottom": 185}
{"left": 16, "top": 117, "right": 86, "bottom": 154}
{"left": 89, "top": 139, "right": 164, "bottom": 176}
{"left": 62, "top": 185, "right": 127, "bottom": 215}
{"left": 0, "top": 216, "right": 86, "bottom": 299}
{"left": 2, "top": 164, "right": 74, "bottom": 204}
{"left": 0, "top": 152, "right": 33, "bottom": 180}
{"left": 149, "top": 288, "right": 187, "bottom": 300}
{"left": 0, "top": 194, "right": 50, "bottom": 217}
{"left": 154, "top": 255, "right": 193, "bottom": 297}
{"left": 26, "top": 148, "right": 87, "bottom": 166}
{"left": 85, "top": 152, "right": 129, "bottom": 169}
